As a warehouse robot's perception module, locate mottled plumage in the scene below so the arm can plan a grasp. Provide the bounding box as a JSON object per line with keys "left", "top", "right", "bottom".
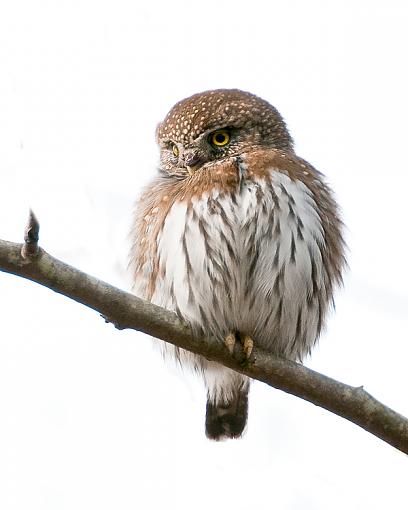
{"left": 130, "top": 89, "right": 346, "bottom": 440}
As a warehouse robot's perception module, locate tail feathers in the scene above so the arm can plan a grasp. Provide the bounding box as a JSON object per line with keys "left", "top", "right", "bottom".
{"left": 205, "top": 386, "right": 249, "bottom": 440}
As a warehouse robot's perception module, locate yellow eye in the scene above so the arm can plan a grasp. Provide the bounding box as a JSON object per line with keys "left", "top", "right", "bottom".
{"left": 172, "top": 144, "right": 179, "bottom": 157}
{"left": 210, "top": 130, "right": 231, "bottom": 147}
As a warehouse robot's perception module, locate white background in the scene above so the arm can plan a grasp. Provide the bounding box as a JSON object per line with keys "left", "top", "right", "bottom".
{"left": 1, "top": 1, "right": 408, "bottom": 508}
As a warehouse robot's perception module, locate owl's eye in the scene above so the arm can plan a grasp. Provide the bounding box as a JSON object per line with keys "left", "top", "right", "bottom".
{"left": 209, "top": 129, "right": 231, "bottom": 148}
{"left": 172, "top": 144, "right": 179, "bottom": 157}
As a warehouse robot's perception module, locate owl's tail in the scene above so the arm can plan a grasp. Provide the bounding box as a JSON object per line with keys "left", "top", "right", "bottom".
{"left": 205, "top": 381, "right": 249, "bottom": 440}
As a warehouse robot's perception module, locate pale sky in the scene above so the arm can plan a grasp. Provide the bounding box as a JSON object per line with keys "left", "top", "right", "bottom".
{"left": 1, "top": 1, "right": 408, "bottom": 509}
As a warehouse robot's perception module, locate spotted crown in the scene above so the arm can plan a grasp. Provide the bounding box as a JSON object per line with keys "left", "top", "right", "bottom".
{"left": 156, "top": 89, "right": 294, "bottom": 150}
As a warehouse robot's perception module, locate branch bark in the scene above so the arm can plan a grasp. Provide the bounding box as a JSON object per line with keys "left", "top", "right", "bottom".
{"left": 0, "top": 216, "right": 407, "bottom": 454}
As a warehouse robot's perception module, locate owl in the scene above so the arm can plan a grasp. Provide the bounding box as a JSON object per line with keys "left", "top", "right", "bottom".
{"left": 130, "top": 89, "right": 345, "bottom": 440}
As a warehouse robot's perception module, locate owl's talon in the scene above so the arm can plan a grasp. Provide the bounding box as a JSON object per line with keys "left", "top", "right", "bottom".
{"left": 225, "top": 332, "right": 236, "bottom": 354}
{"left": 242, "top": 335, "right": 254, "bottom": 359}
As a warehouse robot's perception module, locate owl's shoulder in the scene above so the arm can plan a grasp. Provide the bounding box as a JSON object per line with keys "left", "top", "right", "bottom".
{"left": 240, "top": 148, "right": 318, "bottom": 184}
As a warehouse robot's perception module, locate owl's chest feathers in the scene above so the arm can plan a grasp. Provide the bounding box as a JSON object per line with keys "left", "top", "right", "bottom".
{"left": 137, "top": 166, "right": 328, "bottom": 358}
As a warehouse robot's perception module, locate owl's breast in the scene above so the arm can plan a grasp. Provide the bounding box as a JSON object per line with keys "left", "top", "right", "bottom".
{"left": 134, "top": 161, "right": 334, "bottom": 361}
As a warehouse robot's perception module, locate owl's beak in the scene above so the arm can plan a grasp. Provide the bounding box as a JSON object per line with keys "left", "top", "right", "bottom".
{"left": 184, "top": 152, "right": 202, "bottom": 175}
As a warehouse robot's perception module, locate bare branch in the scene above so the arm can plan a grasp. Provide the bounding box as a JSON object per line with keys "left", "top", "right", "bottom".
{"left": 0, "top": 214, "right": 407, "bottom": 454}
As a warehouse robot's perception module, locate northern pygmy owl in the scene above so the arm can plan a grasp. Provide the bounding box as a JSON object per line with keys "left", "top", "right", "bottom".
{"left": 130, "top": 89, "right": 346, "bottom": 440}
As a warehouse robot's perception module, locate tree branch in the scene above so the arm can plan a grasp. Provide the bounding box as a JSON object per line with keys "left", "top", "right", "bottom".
{"left": 1, "top": 214, "right": 407, "bottom": 454}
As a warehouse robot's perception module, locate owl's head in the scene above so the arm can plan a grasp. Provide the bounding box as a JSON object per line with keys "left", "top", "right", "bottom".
{"left": 156, "top": 89, "right": 293, "bottom": 177}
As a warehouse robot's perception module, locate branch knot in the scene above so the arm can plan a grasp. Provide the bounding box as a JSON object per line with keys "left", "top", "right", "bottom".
{"left": 21, "top": 209, "right": 40, "bottom": 259}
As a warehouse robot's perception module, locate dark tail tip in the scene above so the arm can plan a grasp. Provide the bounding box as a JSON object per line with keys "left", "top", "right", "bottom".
{"left": 205, "top": 387, "right": 249, "bottom": 441}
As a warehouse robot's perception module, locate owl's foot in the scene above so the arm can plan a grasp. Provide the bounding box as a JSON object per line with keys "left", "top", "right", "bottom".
{"left": 224, "top": 332, "right": 236, "bottom": 354}
{"left": 242, "top": 335, "right": 254, "bottom": 359}
{"left": 224, "top": 332, "right": 253, "bottom": 359}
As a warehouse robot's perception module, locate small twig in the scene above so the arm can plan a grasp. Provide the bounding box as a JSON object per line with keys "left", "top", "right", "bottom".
{"left": 0, "top": 212, "right": 407, "bottom": 454}
{"left": 21, "top": 209, "right": 40, "bottom": 259}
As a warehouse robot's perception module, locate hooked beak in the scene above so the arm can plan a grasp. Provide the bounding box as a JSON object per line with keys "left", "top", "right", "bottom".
{"left": 184, "top": 152, "right": 202, "bottom": 176}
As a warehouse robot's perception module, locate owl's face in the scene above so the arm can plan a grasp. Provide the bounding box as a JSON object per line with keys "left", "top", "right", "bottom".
{"left": 156, "top": 89, "right": 293, "bottom": 177}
